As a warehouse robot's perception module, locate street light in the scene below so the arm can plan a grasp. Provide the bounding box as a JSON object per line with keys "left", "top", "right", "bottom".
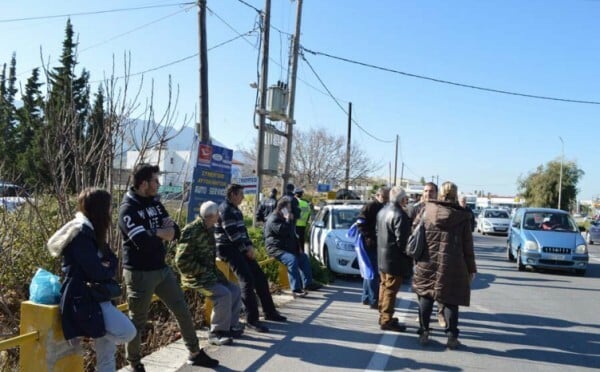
{"left": 558, "top": 136, "right": 564, "bottom": 210}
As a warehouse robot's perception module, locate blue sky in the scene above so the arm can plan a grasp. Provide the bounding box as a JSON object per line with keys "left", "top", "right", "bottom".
{"left": 2, "top": 1, "right": 599, "bottom": 200}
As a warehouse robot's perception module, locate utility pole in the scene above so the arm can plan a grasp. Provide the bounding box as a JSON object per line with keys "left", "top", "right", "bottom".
{"left": 197, "top": 0, "right": 209, "bottom": 142}
{"left": 393, "top": 134, "right": 398, "bottom": 185}
{"left": 253, "top": 0, "right": 271, "bottom": 227}
{"left": 282, "top": 0, "right": 303, "bottom": 189}
{"left": 400, "top": 162, "right": 404, "bottom": 187}
{"left": 558, "top": 136, "right": 564, "bottom": 210}
{"left": 345, "top": 102, "right": 352, "bottom": 189}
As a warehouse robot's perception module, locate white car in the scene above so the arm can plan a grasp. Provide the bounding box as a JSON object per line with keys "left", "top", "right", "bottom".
{"left": 0, "top": 182, "right": 29, "bottom": 212}
{"left": 309, "top": 201, "right": 365, "bottom": 275}
{"left": 477, "top": 208, "right": 511, "bottom": 235}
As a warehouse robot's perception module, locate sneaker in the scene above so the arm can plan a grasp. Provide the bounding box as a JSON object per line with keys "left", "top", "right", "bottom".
{"left": 292, "top": 289, "right": 308, "bottom": 298}
{"left": 246, "top": 321, "right": 269, "bottom": 333}
{"left": 130, "top": 363, "right": 145, "bottom": 372}
{"left": 447, "top": 336, "right": 461, "bottom": 350}
{"left": 230, "top": 324, "right": 244, "bottom": 338}
{"left": 380, "top": 321, "right": 407, "bottom": 332}
{"left": 187, "top": 349, "right": 219, "bottom": 368}
{"left": 419, "top": 330, "right": 430, "bottom": 346}
{"left": 369, "top": 303, "right": 379, "bottom": 310}
{"left": 208, "top": 331, "right": 233, "bottom": 346}
{"left": 264, "top": 311, "right": 287, "bottom": 322}
{"left": 437, "top": 312, "right": 447, "bottom": 328}
{"left": 305, "top": 282, "right": 323, "bottom": 291}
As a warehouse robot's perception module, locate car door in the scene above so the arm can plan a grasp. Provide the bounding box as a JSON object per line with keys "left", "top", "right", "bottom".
{"left": 310, "top": 208, "right": 328, "bottom": 261}
{"left": 508, "top": 209, "right": 523, "bottom": 257}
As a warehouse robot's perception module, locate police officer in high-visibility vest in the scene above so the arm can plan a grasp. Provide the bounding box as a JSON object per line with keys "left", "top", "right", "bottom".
{"left": 294, "top": 189, "right": 311, "bottom": 252}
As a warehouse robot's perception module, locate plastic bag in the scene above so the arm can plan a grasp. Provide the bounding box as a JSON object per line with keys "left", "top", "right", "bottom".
{"left": 29, "top": 268, "right": 61, "bottom": 304}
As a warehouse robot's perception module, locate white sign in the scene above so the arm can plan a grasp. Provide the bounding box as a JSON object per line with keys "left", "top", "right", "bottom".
{"left": 232, "top": 176, "right": 258, "bottom": 195}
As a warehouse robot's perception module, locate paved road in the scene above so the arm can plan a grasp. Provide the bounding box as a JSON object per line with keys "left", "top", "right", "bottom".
{"left": 121, "top": 233, "right": 600, "bottom": 371}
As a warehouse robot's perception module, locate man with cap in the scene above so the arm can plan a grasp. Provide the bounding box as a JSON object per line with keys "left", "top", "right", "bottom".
{"left": 294, "top": 188, "right": 311, "bottom": 253}
{"left": 256, "top": 188, "right": 278, "bottom": 223}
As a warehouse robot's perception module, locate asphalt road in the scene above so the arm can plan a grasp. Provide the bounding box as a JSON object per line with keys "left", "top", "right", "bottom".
{"left": 126, "top": 233, "right": 600, "bottom": 371}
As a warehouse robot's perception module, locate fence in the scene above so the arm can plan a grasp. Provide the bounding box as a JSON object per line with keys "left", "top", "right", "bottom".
{"left": 0, "top": 258, "right": 290, "bottom": 371}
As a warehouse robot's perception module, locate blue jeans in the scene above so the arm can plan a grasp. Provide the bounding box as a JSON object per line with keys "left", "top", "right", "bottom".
{"left": 361, "top": 248, "right": 379, "bottom": 306}
{"left": 95, "top": 301, "right": 137, "bottom": 372}
{"left": 276, "top": 251, "right": 313, "bottom": 291}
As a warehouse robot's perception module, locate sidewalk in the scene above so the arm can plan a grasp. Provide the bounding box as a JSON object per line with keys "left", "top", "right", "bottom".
{"left": 117, "top": 279, "right": 412, "bottom": 371}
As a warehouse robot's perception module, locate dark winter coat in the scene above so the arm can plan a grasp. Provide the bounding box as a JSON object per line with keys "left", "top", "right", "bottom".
{"left": 412, "top": 201, "right": 477, "bottom": 306}
{"left": 47, "top": 213, "right": 118, "bottom": 340}
{"left": 357, "top": 199, "right": 385, "bottom": 251}
{"left": 264, "top": 212, "right": 296, "bottom": 257}
{"left": 376, "top": 203, "right": 413, "bottom": 277}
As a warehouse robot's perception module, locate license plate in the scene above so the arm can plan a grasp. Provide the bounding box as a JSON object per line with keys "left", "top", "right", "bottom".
{"left": 546, "top": 254, "right": 566, "bottom": 261}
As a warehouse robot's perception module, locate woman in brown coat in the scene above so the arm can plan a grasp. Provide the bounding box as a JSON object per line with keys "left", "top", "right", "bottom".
{"left": 412, "top": 181, "right": 477, "bottom": 349}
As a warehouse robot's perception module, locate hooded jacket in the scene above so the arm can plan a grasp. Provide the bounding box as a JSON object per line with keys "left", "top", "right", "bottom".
{"left": 118, "top": 188, "right": 179, "bottom": 270}
{"left": 47, "top": 212, "right": 118, "bottom": 340}
{"left": 412, "top": 201, "right": 477, "bottom": 306}
{"left": 264, "top": 211, "right": 296, "bottom": 257}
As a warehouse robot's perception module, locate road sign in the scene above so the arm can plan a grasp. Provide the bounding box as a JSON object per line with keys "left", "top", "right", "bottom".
{"left": 232, "top": 176, "right": 258, "bottom": 195}
{"left": 317, "top": 183, "right": 331, "bottom": 192}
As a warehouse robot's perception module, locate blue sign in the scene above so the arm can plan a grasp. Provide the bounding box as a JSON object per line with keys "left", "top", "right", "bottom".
{"left": 187, "top": 143, "right": 233, "bottom": 222}
{"left": 317, "top": 183, "right": 331, "bottom": 192}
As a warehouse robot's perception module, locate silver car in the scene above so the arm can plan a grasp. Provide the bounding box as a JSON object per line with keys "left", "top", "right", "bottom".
{"left": 477, "top": 208, "right": 511, "bottom": 235}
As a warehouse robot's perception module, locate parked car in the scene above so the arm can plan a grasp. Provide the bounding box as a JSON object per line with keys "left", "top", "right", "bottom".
{"left": 507, "top": 207, "right": 588, "bottom": 276}
{"left": 0, "top": 182, "right": 29, "bottom": 212}
{"left": 477, "top": 208, "right": 511, "bottom": 235}
{"left": 309, "top": 200, "right": 364, "bottom": 275}
{"left": 585, "top": 220, "right": 600, "bottom": 245}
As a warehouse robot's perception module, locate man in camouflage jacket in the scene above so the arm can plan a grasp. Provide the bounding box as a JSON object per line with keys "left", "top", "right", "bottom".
{"left": 176, "top": 201, "right": 242, "bottom": 346}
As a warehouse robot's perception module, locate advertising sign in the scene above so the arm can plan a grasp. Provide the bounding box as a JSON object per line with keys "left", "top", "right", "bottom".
{"left": 187, "top": 143, "right": 233, "bottom": 222}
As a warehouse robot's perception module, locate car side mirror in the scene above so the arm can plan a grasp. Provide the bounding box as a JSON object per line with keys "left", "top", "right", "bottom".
{"left": 313, "top": 221, "right": 325, "bottom": 228}
{"left": 512, "top": 221, "right": 520, "bottom": 228}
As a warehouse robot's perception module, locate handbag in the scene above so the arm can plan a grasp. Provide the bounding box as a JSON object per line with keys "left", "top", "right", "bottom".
{"left": 86, "top": 279, "right": 122, "bottom": 302}
{"left": 406, "top": 211, "right": 427, "bottom": 261}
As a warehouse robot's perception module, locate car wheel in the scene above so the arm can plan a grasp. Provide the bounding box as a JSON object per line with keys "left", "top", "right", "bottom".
{"left": 506, "top": 241, "right": 515, "bottom": 261}
{"left": 575, "top": 269, "right": 586, "bottom": 276}
{"left": 516, "top": 250, "right": 525, "bottom": 271}
{"left": 482, "top": 231, "right": 486, "bottom": 236}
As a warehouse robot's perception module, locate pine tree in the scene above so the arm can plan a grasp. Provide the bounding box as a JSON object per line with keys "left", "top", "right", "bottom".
{"left": 46, "top": 19, "right": 91, "bottom": 192}
{"left": 16, "top": 68, "right": 48, "bottom": 188}
{"left": 0, "top": 53, "right": 18, "bottom": 178}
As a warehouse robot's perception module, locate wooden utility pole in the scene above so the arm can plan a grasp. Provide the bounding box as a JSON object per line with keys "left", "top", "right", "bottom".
{"left": 345, "top": 102, "right": 352, "bottom": 189}
{"left": 253, "top": 0, "right": 271, "bottom": 227}
{"left": 400, "top": 162, "right": 405, "bottom": 187}
{"left": 197, "top": 0, "right": 209, "bottom": 142}
{"left": 393, "top": 134, "right": 398, "bottom": 185}
{"left": 282, "top": 0, "right": 303, "bottom": 189}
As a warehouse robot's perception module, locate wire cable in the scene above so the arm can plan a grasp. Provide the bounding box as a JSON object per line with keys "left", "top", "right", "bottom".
{"left": 300, "top": 52, "right": 395, "bottom": 144}
{"left": 233, "top": 0, "right": 261, "bottom": 14}
{"left": 90, "top": 28, "right": 257, "bottom": 83}
{"left": 301, "top": 46, "right": 600, "bottom": 106}
{"left": 0, "top": 2, "right": 195, "bottom": 23}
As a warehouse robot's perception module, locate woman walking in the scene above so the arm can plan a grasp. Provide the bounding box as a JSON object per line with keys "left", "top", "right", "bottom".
{"left": 412, "top": 181, "right": 477, "bottom": 349}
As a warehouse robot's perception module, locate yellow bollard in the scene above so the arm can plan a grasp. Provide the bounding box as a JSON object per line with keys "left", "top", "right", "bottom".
{"left": 19, "top": 301, "right": 83, "bottom": 372}
{"left": 277, "top": 262, "right": 290, "bottom": 290}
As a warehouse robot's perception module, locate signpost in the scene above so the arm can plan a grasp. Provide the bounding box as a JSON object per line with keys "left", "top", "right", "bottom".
{"left": 232, "top": 176, "right": 258, "bottom": 195}
{"left": 187, "top": 143, "right": 233, "bottom": 222}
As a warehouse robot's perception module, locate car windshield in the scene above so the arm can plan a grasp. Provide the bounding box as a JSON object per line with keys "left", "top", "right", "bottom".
{"left": 523, "top": 212, "right": 578, "bottom": 232}
{"left": 484, "top": 210, "right": 509, "bottom": 219}
{"left": 332, "top": 209, "right": 361, "bottom": 229}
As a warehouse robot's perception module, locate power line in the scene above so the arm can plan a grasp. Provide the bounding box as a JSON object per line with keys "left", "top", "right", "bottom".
{"left": 90, "top": 28, "right": 257, "bottom": 83}
{"left": 301, "top": 46, "right": 600, "bottom": 106}
{"left": 300, "top": 52, "right": 395, "bottom": 144}
{"left": 0, "top": 2, "right": 195, "bottom": 23}
{"left": 233, "top": 0, "right": 261, "bottom": 14}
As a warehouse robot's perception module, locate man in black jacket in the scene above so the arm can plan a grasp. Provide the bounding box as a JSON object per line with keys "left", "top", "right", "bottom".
{"left": 255, "top": 188, "right": 278, "bottom": 223}
{"left": 215, "top": 184, "right": 286, "bottom": 333}
{"left": 376, "top": 186, "right": 411, "bottom": 332}
{"left": 119, "top": 164, "right": 218, "bottom": 371}
{"left": 357, "top": 187, "right": 389, "bottom": 308}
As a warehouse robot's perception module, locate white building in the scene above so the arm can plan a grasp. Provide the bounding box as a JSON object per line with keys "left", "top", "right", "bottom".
{"left": 126, "top": 148, "right": 194, "bottom": 191}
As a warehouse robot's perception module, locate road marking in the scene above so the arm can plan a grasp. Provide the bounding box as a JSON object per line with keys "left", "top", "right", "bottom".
{"left": 365, "top": 295, "right": 412, "bottom": 371}
{"left": 589, "top": 255, "right": 600, "bottom": 263}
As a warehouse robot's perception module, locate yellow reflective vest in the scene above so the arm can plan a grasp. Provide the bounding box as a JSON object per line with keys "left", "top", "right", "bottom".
{"left": 296, "top": 198, "right": 311, "bottom": 227}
